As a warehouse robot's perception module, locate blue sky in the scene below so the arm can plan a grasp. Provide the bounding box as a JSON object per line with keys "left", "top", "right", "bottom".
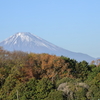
{"left": 0, "top": 0, "right": 100, "bottom": 58}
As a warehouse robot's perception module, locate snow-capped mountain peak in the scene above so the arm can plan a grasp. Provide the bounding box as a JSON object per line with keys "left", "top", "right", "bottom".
{"left": 0, "top": 32, "right": 95, "bottom": 62}
{"left": 14, "top": 32, "right": 33, "bottom": 42}
{"left": 0, "top": 32, "right": 59, "bottom": 52}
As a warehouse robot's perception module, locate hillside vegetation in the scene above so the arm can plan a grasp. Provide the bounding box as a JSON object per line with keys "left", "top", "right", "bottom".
{"left": 0, "top": 47, "right": 100, "bottom": 100}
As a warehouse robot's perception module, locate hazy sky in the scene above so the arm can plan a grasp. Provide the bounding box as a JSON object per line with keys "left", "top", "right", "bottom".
{"left": 0, "top": 0, "right": 100, "bottom": 58}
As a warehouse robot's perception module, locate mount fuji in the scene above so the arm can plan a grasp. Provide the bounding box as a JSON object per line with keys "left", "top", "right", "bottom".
{"left": 0, "top": 32, "right": 95, "bottom": 62}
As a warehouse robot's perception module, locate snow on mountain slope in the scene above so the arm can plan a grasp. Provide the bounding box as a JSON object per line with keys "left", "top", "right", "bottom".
{"left": 0, "top": 32, "right": 95, "bottom": 62}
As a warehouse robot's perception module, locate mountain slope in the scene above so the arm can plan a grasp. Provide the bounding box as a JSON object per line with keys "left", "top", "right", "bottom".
{"left": 0, "top": 32, "right": 95, "bottom": 62}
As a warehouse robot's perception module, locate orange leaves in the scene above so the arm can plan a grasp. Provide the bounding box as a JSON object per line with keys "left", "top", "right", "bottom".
{"left": 0, "top": 48, "right": 72, "bottom": 82}
{"left": 22, "top": 53, "right": 72, "bottom": 80}
{"left": 91, "top": 59, "right": 100, "bottom": 66}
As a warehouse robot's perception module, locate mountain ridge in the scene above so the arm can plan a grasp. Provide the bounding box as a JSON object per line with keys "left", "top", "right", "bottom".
{"left": 0, "top": 32, "right": 95, "bottom": 62}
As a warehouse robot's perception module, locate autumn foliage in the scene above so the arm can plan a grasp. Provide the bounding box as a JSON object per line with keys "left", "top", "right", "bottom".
{"left": 0, "top": 47, "right": 100, "bottom": 100}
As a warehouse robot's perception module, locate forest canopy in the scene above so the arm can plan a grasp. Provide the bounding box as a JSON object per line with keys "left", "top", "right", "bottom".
{"left": 0, "top": 47, "right": 100, "bottom": 100}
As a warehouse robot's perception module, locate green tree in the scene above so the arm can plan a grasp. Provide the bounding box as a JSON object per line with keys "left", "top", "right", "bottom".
{"left": 35, "top": 78, "right": 54, "bottom": 100}
{"left": 44, "top": 91, "right": 64, "bottom": 100}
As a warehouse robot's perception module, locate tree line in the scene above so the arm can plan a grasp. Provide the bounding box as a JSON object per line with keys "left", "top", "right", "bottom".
{"left": 0, "top": 47, "right": 100, "bottom": 100}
